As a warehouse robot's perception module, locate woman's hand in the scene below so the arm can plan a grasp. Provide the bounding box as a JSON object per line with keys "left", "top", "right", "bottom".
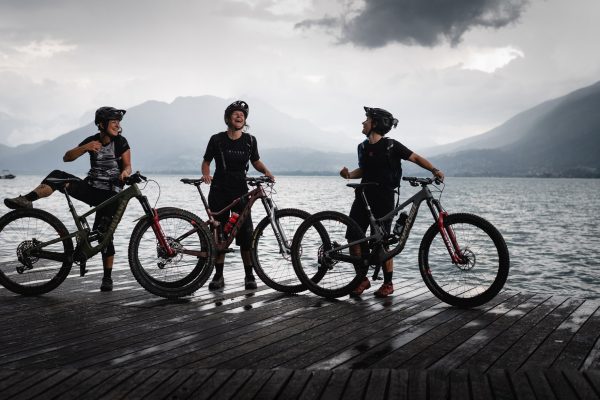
{"left": 202, "top": 174, "right": 212, "bottom": 185}
{"left": 340, "top": 167, "right": 350, "bottom": 179}
{"left": 119, "top": 169, "right": 131, "bottom": 183}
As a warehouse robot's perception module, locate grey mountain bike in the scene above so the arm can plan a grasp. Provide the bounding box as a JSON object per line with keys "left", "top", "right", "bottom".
{"left": 291, "top": 177, "right": 510, "bottom": 307}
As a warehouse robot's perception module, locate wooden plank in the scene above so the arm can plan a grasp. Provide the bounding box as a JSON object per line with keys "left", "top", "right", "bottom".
{"left": 233, "top": 369, "right": 274, "bottom": 400}
{"left": 449, "top": 369, "right": 470, "bottom": 400}
{"left": 558, "top": 305, "right": 600, "bottom": 369}
{"left": 364, "top": 369, "right": 389, "bottom": 400}
{"left": 432, "top": 294, "right": 544, "bottom": 371}
{"left": 51, "top": 369, "right": 120, "bottom": 400}
{"left": 506, "top": 371, "right": 536, "bottom": 400}
{"left": 319, "top": 369, "right": 351, "bottom": 400}
{"left": 71, "top": 369, "right": 138, "bottom": 399}
{"left": 208, "top": 369, "right": 255, "bottom": 400}
{"left": 340, "top": 369, "right": 370, "bottom": 400}
{"left": 11, "top": 369, "right": 77, "bottom": 400}
{"left": 562, "top": 369, "right": 600, "bottom": 400}
{"left": 469, "top": 370, "right": 493, "bottom": 400}
{"left": 0, "top": 369, "right": 60, "bottom": 399}
{"left": 461, "top": 294, "right": 556, "bottom": 370}
{"left": 523, "top": 369, "right": 557, "bottom": 400}
{"left": 97, "top": 369, "right": 159, "bottom": 400}
{"left": 137, "top": 369, "right": 197, "bottom": 400}
{"left": 162, "top": 369, "right": 215, "bottom": 400}
{"left": 297, "top": 369, "right": 331, "bottom": 400}
{"left": 427, "top": 369, "right": 448, "bottom": 400}
{"left": 188, "top": 369, "right": 236, "bottom": 400}
{"left": 275, "top": 369, "right": 313, "bottom": 400}
{"left": 487, "top": 369, "right": 515, "bottom": 400}
{"left": 492, "top": 297, "right": 584, "bottom": 370}
{"left": 523, "top": 301, "right": 598, "bottom": 369}
{"left": 253, "top": 369, "right": 294, "bottom": 400}
{"left": 544, "top": 370, "right": 579, "bottom": 400}
{"left": 387, "top": 369, "right": 409, "bottom": 400}
{"left": 399, "top": 294, "right": 532, "bottom": 369}
{"left": 406, "top": 370, "right": 427, "bottom": 400}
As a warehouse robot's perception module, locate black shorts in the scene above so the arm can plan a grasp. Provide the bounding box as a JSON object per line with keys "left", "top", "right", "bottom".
{"left": 208, "top": 187, "right": 253, "bottom": 250}
{"left": 348, "top": 189, "right": 395, "bottom": 236}
{"left": 42, "top": 170, "right": 118, "bottom": 257}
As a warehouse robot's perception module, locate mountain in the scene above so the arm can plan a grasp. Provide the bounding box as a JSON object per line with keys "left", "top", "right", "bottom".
{"left": 427, "top": 81, "right": 600, "bottom": 177}
{"left": 0, "top": 96, "right": 354, "bottom": 174}
{"left": 1, "top": 83, "right": 599, "bottom": 177}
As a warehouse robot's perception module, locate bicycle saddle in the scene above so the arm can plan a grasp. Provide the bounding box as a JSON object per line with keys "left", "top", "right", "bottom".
{"left": 44, "top": 177, "right": 81, "bottom": 189}
{"left": 346, "top": 182, "right": 379, "bottom": 189}
{"left": 181, "top": 178, "right": 203, "bottom": 185}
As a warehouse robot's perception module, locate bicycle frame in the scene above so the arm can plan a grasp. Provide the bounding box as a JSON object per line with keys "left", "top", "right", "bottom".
{"left": 327, "top": 179, "right": 465, "bottom": 266}
{"left": 26, "top": 179, "right": 176, "bottom": 272}
{"left": 190, "top": 179, "right": 290, "bottom": 255}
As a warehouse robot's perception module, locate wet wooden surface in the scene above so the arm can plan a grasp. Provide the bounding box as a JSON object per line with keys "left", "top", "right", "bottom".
{"left": 1, "top": 264, "right": 600, "bottom": 399}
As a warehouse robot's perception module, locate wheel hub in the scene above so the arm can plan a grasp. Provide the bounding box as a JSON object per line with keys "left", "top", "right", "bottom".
{"left": 16, "top": 239, "right": 40, "bottom": 273}
{"left": 156, "top": 237, "right": 183, "bottom": 269}
{"left": 456, "top": 248, "right": 476, "bottom": 271}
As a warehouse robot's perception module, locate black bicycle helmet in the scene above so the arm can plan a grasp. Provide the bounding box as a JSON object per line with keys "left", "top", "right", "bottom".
{"left": 94, "top": 106, "right": 126, "bottom": 129}
{"left": 224, "top": 100, "right": 249, "bottom": 123}
{"left": 364, "top": 106, "right": 398, "bottom": 135}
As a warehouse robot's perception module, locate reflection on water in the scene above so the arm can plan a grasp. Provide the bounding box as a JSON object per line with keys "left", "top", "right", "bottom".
{"left": 1, "top": 175, "right": 599, "bottom": 298}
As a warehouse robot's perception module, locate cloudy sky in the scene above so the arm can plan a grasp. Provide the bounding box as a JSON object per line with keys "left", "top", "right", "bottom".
{"left": 1, "top": 0, "right": 599, "bottom": 152}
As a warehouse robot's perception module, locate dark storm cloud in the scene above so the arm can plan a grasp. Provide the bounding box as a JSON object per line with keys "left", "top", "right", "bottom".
{"left": 296, "top": 0, "right": 528, "bottom": 48}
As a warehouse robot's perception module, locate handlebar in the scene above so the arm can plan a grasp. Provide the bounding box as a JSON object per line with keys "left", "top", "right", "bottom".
{"left": 402, "top": 176, "right": 442, "bottom": 187}
{"left": 124, "top": 171, "right": 147, "bottom": 185}
{"left": 180, "top": 175, "right": 274, "bottom": 187}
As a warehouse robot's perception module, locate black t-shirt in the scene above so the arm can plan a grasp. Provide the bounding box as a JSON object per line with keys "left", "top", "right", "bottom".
{"left": 203, "top": 132, "right": 259, "bottom": 193}
{"left": 79, "top": 133, "right": 130, "bottom": 192}
{"left": 358, "top": 137, "right": 412, "bottom": 193}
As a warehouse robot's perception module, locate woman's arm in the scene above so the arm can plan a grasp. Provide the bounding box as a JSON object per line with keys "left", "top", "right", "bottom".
{"left": 119, "top": 149, "right": 132, "bottom": 182}
{"left": 408, "top": 153, "right": 445, "bottom": 181}
{"left": 340, "top": 166, "right": 363, "bottom": 179}
{"left": 63, "top": 140, "right": 101, "bottom": 162}
{"left": 201, "top": 160, "right": 213, "bottom": 184}
{"left": 252, "top": 160, "right": 275, "bottom": 181}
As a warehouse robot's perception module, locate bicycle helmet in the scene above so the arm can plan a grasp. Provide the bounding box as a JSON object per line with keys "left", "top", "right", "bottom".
{"left": 94, "top": 107, "right": 126, "bottom": 130}
{"left": 364, "top": 106, "right": 398, "bottom": 135}
{"left": 224, "top": 100, "right": 249, "bottom": 123}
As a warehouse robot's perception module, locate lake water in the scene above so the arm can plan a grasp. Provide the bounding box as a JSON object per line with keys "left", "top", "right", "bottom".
{"left": 1, "top": 175, "right": 599, "bottom": 299}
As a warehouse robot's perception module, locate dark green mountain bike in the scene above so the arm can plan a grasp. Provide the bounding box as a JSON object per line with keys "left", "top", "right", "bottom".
{"left": 0, "top": 172, "right": 214, "bottom": 298}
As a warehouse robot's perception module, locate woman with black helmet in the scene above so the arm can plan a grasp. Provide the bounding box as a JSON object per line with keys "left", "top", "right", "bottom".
{"left": 3, "top": 106, "right": 132, "bottom": 292}
{"left": 340, "top": 106, "right": 445, "bottom": 298}
{"left": 202, "top": 100, "right": 275, "bottom": 290}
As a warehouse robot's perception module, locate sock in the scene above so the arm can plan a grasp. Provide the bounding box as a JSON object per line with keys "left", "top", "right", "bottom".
{"left": 103, "top": 267, "right": 112, "bottom": 278}
{"left": 244, "top": 265, "right": 255, "bottom": 279}
{"left": 213, "top": 263, "right": 224, "bottom": 279}
{"left": 383, "top": 271, "right": 393, "bottom": 284}
{"left": 24, "top": 191, "right": 39, "bottom": 202}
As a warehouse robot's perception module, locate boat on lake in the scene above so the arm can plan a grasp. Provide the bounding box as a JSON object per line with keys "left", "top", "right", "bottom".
{"left": 0, "top": 170, "right": 15, "bottom": 179}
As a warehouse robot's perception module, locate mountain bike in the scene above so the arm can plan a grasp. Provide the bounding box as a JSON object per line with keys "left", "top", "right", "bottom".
{"left": 291, "top": 177, "right": 510, "bottom": 308}
{"left": 181, "top": 176, "right": 310, "bottom": 293}
{"left": 0, "top": 172, "right": 214, "bottom": 298}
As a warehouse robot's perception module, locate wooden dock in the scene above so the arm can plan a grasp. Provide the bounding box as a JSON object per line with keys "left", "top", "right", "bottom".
{"left": 1, "top": 264, "right": 600, "bottom": 399}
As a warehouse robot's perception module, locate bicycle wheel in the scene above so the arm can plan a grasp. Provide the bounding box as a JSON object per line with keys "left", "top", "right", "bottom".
{"left": 128, "top": 207, "right": 215, "bottom": 298}
{"left": 0, "top": 209, "right": 73, "bottom": 295}
{"left": 251, "top": 208, "right": 310, "bottom": 293}
{"left": 291, "top": 211, "right": 368, "bottom": 298}
{"left": 419, "top": 213, "right": 509, "bottom": 308}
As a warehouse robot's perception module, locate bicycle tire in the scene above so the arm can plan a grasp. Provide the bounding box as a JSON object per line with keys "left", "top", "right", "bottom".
{"left": 251, "top": 208, "right": 310, "bottom": 293}
{"left": 128, "top": 207, "right": 215, "bottom": 298}
{"left": 419, "top": 212, "right": 509, "bottom": 308}
{"left": 0, "top": 209, "right": 73, "bottom": 295}
{"left": 291, "top": 211, "right": 368, "bottom": 298}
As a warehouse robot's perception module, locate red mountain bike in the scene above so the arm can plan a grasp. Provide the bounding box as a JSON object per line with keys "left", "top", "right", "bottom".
{"left": 181, "top": 176, "right": 310, "bottom": 293}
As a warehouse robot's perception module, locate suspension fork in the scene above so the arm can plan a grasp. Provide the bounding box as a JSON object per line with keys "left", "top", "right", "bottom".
{"left": 139, "top": 196, "right": 175, "bottom": 257}
{"left": 261, "top": 196, "right": 289, "bottom": 254}
{"left": 429, "top": 199, "right": 465, "bottom": 264}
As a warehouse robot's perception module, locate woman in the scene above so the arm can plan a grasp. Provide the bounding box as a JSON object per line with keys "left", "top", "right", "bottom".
{"left": 340, "top": 106, "right": 444, "bottom": 298}
{"left": 4, "top": 106, "right": 132, "bottom": 292}
{"left": 202, "top": 100, "right": 275, "bottom": 290}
